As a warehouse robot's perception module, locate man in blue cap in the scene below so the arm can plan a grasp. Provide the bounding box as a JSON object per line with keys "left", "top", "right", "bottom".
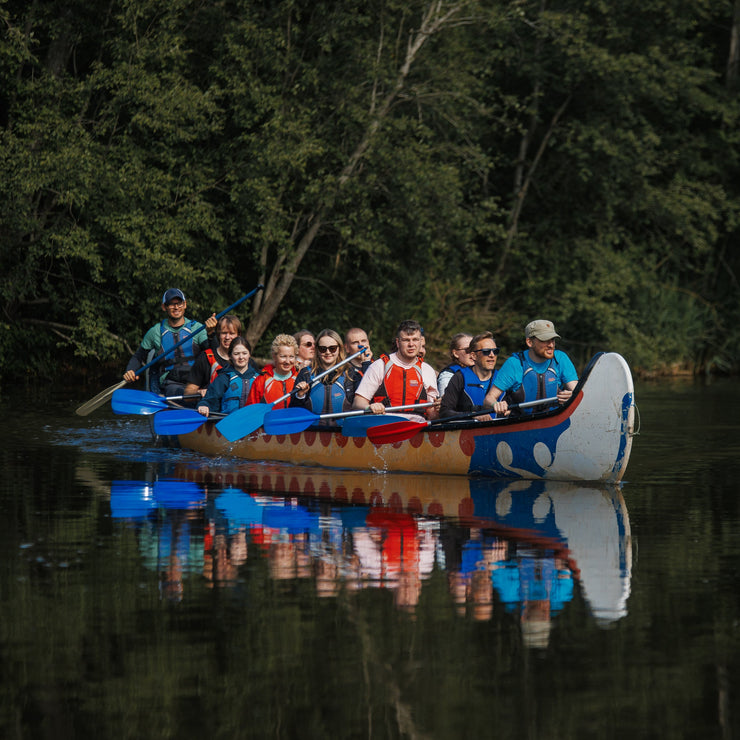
{"left": 483, "top": 319, "right": 578, "bottom": 415}
{"left": 123, "top": 288, "right": 215, "bottom": 396}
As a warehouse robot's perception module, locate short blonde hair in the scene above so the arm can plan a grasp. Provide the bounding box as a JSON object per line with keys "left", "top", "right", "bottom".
{"left": 271, "top": 333, "right": 298, "bottom": 356}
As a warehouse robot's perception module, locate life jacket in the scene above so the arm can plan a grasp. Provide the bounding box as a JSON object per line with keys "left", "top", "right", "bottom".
{"left": 307, "top": 371, "right": 347, "bottom": 415}
{"left": 506, "top": 351, "right": 561, "bottom": 411}
{"left": 251, "top": 365, "right": 298, "bottom": 409}
{"left": 440, "top": 362, "right": 464, "bottom": 377}
{"left": 459, "top": 366, "right": 498, "bottom": 406}
{"left": 159, "top": 319, "right": 200, "bottom": 379}
{"left": 204, "top": 348, "right": 225, "bottom": 385}
{"left": 371, "top": 354, "right": 428, "bottom": 407}
{"left": 221, "top": 368, "right": 257, "bottom": 414}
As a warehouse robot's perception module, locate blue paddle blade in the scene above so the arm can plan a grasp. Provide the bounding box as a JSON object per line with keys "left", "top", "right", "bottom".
{"left": 339, "top": 414, "right": 413, "bottom": 437}
{"left": 215, "top": 403, "right": 272, "bottom": 441}
{"left": 111, "top": 389, "right": 168, "bottom": 415}
{"left": 153, "top": 409, "right": 208, "bottom": 435}
{"left": 263, "top": 407, "right": 317, "bottom": 435}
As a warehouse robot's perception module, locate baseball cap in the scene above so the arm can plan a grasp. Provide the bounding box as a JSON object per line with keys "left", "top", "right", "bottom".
{"left": 162, "top": 288, "right": 186, "bottom": 304}
{"left": 525, "top": 319, "right": 560, "bottom": 341}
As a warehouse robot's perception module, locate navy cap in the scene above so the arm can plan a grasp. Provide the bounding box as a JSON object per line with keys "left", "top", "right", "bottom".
{"left": 162, "top": 288, "right": 186, "bottom": 304}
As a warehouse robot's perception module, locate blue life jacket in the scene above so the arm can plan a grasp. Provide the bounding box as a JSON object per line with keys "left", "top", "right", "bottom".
{"left": 307, "top": 372, "right": 347, "bottom": 415}
{"left": 221, "top": 369, "right": 257, "bottom": 414}
{"left": 508, "top": 351, "right": 561, "bottom": 411}
{"left": 160, "top": 319, "right": 200, "bottom": 374}
{"left": 459, "top": 366, "right": 498, "bottom": 406}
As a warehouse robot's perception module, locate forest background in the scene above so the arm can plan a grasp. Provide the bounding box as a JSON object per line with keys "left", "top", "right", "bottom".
{"left": 2, "top": 0, "right": 739, "bottom": 383}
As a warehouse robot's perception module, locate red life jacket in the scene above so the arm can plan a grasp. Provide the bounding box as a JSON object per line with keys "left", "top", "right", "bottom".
{"left": 204, "top": 349, "right": 224, "bottom": 385}
{"left": 248, "top": 365, "right": 298, "bottom": 409}
{"left": 371, "top": 353, "right": 428, "bottom": 407}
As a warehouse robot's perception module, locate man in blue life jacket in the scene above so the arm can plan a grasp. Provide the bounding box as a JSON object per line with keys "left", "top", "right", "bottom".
{"left": 123, "top": 288, "right": 215, "bottom": 397}
{"left": 483, "top": 319, "right": 578, "bottom": 416}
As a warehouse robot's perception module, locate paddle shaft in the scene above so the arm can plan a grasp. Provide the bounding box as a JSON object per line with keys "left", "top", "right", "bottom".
{"left": 307, "top": 401, "right": 435, "bottom": 423}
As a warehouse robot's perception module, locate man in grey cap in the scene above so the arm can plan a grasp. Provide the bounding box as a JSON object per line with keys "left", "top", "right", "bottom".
{"left": 123, "top": 288, "right": 215, "bottom": 396}
{"left": 482, "top": 319, "right": 578, "bottom": 415}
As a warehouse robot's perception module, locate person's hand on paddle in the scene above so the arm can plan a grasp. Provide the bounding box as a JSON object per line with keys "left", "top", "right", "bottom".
{"left": 367, "top": 402, "right": 386, "bottom": 415}
{"left": 197, "top": 405, "right": 210, "bottom": 418}
{"left": 490, "top": 399, "right": 510, "bottom": 417}
{"left": 425, "top": 396, "right": 441, "bottom": 420}
{"left": 293, "top": 380, "right": 310, "bottom": 400}
{"left": 557, "top": 387, "right": 572, "bottom": 405}
{"left": 123, "top": 369, "right": 138, "bottom": 384}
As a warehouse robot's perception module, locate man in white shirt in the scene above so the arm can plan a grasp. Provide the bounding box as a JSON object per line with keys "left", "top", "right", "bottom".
{"left": 352, "top": 320, "right": 440, "bottom": 420}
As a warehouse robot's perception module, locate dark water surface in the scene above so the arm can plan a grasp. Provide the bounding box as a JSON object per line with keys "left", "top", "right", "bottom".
{"left": 1, "top": 379, "right": 739, "bottom": 739}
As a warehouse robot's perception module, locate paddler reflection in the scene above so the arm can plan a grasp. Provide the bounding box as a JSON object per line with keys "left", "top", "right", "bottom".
{"left": 109, "top": 470, "right": 631, "bottom": 642}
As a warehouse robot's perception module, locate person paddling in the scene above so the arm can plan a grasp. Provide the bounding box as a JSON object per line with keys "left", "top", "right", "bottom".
{"left": 246, "top": 334, "right": 299, "bottom": 410}
{"left": 197, "top": 337, "right": 258, "bottom": 418}
{"left": 483, "top": 319, "right": 578, "bottom": 416}
{"left": 440, "top": 331, "right": 500, "bottom": 420}
{"left": 184, "top": 314, "right": 242, "bottom": 400}
{"left": 123, "top": 288, "right": 215, "bottom": 397}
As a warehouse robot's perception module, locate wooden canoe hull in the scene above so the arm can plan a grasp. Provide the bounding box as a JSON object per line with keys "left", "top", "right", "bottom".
{"left": 177, "top": 352, "right": 635, "bottom": 482}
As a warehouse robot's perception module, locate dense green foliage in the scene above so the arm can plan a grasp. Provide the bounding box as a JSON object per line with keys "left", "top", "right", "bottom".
{"left": 1, "top": 0, "right": 739, "bottom": 378}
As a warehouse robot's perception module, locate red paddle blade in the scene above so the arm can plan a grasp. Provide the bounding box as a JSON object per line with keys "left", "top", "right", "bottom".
{"left": 366, "top": 420, "right": 428, "bottom": 444}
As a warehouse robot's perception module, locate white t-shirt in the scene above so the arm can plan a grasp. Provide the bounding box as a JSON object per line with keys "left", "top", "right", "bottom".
{"left": 355, "top": 352, "right": 439, "bottom": 405}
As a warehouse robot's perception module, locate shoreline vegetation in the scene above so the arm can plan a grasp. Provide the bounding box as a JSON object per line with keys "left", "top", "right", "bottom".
{"left": 2, "top": 1, "right": 739, "bottom": 381}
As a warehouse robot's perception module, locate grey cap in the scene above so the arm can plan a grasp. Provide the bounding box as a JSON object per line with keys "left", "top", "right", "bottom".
{"left": 525, "top": 319, "right": 560, "bottom": 341}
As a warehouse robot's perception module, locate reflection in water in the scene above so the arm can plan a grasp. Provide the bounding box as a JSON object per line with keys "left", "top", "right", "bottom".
{"left": 109, "top": 468, "right": 631, "bottom": 646}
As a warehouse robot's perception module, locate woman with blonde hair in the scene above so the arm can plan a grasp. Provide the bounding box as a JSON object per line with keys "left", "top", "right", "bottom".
{"left": 246, "top": 333, "right": 299, "bottom": 410}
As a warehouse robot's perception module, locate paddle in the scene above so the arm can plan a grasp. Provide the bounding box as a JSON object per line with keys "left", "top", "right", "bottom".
{"left": 215, "top": 346, "right": 367, "bottom": 442}
{"left": 152, "top": 408, "right": 225, "bottom": 435}
{"left": 262, "top": 402, "right": 435, "bottom": 435}
{"left": 367, "top": 396, "right": 560, "bottom": 445}
{"left": 111, "top": 389, "right": 202, "bottom": 415}
{"left": 74, "top": 285, "right": 264, "bottom": 416}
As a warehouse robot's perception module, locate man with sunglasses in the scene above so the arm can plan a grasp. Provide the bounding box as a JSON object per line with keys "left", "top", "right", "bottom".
{"left": 483, "top": 319, "right": 578, "bottom": 416}
{"left": 440, "top": 331, "right": 500, "bottom": 420}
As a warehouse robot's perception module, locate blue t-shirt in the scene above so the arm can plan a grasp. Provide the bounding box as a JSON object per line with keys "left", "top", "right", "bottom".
{"left": 495, "top": 349, "right": 578, "bottom": 394}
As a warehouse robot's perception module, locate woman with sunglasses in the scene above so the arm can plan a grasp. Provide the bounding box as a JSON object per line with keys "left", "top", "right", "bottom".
{"left": 291, "top": 329, "right": 352, "bottom": 420}
{"left": 437, "top": 332, "right": 475, "bottom": 396}
{"left": 439, "top": 331, "right": 501, "bottom": 420}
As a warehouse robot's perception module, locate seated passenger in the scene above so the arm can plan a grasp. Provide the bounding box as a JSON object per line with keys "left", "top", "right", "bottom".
{"left": 185, "top": 314, "right": 242, "bottom": 400}
{"left": 440, "top": 332, "right": 500, "bottom": 420}
{"left": 247, "top": 333, "right": 299, "bottom": 409}
{"left": 291, "top": 329, "right": 353, "bottom": 420}
{"left": 484, "top": 320, "right": 578, "bottom": 416}
{"left": 197, "top": 337, "right": 257, "bottom": 417}
{"left": 352, "top": 319, "right": 440, "bottom": 421}
{"left": 437, "top": 333, "right": 475, "bottom": 396}
{"left": 344, "top": 327, "right": 373, "bottom": 394}
{"left": 294, "top": 329, "right": 315, "bottom": 370}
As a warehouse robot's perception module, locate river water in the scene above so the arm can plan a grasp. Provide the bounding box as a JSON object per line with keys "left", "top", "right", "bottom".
{"left": 1, "top": 378, "right": 739, "bottom": 738}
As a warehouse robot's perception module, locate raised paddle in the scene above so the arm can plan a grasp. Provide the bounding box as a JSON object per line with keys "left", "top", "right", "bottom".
{"left": 111, "top": 389, "right": 202, "bottom": 415}
{"left": 74, "top": 285, "right": 264, "bottom": 416}
{"left": 262, "top": 402, "right": 435, "bottom": 435}
{"left": 215, "top": 346, "right": 367, "bottom": 442}
{"left": 366, "top": 396, "right": 560, "bottom": 445}
{"left": 152, "top": 408, "right": 225, "bottom": 435}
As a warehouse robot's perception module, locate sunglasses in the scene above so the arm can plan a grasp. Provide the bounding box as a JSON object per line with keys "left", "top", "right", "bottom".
{"left": 318, "top": 344, "right": 339, "bottom": 354}
{"left": 474, "top": 347, "right": 499, "bottom": 356}
{"left": 301, "top": 341, "right": 314, "bottom": 347}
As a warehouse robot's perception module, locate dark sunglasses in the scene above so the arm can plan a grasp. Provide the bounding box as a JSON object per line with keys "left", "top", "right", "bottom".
{"left": 318, "top": 344, "right": 339, "bottom": 354}
{"left": 301, "top": 340, "right": 314, "bottom": 347}
{"left": 474, "top": 347, "right": 499, "bottom": 356}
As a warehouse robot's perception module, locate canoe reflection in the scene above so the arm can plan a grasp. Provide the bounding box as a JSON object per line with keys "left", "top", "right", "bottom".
{"left": 109, "top": 467, "right": 631, "bottom": 644}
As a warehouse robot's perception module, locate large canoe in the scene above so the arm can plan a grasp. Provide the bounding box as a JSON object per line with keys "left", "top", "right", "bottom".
{"left": 176, "top": 351, "right": 636, "bottom": 482}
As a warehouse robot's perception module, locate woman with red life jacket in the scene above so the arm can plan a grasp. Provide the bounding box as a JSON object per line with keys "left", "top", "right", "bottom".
{"left": 352, "top": 319, "right": 440, "bottom": 421}
{"left": 197, "top": 337, "right": 258, "bottom": 417}
{"left": 291, "top": 329, "right": 353, "bottom": 422}
{"left": 246, "top": 334, "right": 299, "bottom": 409}
{"left": 184, "top": 314, "right": 243, "bottom": 400}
